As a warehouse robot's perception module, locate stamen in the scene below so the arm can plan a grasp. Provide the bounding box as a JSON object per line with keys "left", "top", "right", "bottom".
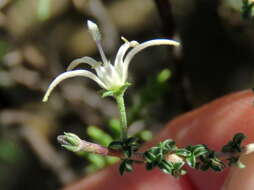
{"left": 67, "top": 56, "right": 99, "bottom": 71}
{"left": 96, "top": 41, "right": 109, "bottom": 65}
{"left": 121, "top": 36, "right": 129, "bottom": 43}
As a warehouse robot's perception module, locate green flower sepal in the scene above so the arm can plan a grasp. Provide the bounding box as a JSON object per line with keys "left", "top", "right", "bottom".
{"left": 102, "top": 83, "right": 131, "bottom": 98}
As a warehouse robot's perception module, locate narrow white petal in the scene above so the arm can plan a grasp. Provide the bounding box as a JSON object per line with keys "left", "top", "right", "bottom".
{"left": 42, "top": 70, "right": 106, "bottom": 102}
{"left": 114, "top": 42, "right": 131, "bottom": 68}
{"left": 115, "top": 39, "right": 139, "bottom": 67}
{"left": 122, "top": 39, "right": 180, "bottom": 81}
{"left": 67, "top": 56, "right": 100, "bottom": 71}
{"left": 97, "top": 42, "right": 109, "bottom": 65}
{"left": 87, "top": 20, "right": 101, "bottom": 41}
{"left": 114, "top": 40, "right": 139, "bottom": 83}
{"left": 87, "top": 20, "right": 108, "bottom": 65}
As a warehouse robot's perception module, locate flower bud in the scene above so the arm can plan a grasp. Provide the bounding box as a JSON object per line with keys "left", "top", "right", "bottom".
{"left": 57, "top": 132, "right": 81, "bottom": 152}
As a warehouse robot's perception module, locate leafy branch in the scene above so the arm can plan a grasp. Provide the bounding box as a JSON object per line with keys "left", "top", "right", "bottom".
{"left": 57, "top": 132, "right": 253, "bottom": 177}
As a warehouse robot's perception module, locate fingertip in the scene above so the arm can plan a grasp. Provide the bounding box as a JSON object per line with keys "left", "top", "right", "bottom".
{"left": 222, "top": 152, "right": 254, "bottom": 190}
{"left": 155, "top": 89, "right": 254, "bottom": 190}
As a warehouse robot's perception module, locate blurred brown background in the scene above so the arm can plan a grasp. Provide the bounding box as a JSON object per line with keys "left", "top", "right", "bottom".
{"left": 0, "top": 0, "right": 254, "bottom": 189}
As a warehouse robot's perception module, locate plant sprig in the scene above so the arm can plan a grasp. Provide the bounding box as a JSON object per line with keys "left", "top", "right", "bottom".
{"left": 119, "top": 133, "right": 248, "bottom": 176}
{"left": 43, "top": 20, "right": 254, "bottom": 179}
{"left": 57, "top": 132, "right": 252, "bottom": 177}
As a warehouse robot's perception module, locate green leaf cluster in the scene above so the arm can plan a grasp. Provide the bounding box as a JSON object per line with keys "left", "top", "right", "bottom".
{"left": 109, "top": 137, "right": 139, "bottom": 158}
{"left": 222, "top": 133, "right": 246, "bottom": 153}
{"left": 144, "top": 139, "right": 228, "bottom": 177}
{"left": 119, "top": 159, "right": 134, "bottom": 175}
{"left": 222, "top": 133, "right": 246, "bottom": 167}
{"left": 144, "top": 139, "right": 186, "bottom": 177}
{"left": 108, "top": 137, "right": 140, "bottom": 175}
{"left": 196, "top": 149, "right": 225, "bottom": 171}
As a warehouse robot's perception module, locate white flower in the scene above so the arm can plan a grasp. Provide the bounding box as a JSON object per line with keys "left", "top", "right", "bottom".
{"left": 42, "top": 20, "right": 180, "bottom": 102}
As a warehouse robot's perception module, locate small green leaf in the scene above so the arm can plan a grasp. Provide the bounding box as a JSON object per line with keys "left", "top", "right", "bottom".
{"left": 162, "top": 139, "right": 175, "bottom": 150}
{"left": 175, "top": 148, "right": 191, "bottom": 157}
{"left": 192, "top": 145, "right": 208, "bottom": 157}
{"left": 119, "top": 161, "right": 126, "bottom": 175}
{"left": 108, "top": 141, "right": 123, "bottom": 150}
{"left": 186, "top": 155, "right": 196, "bottom": 168}
{"left": 119, "top": 159, "right": 133, "bottom": 175}
{"left": 159, "top": 160, "right": 173, "bottom": 174}
{"left": 173, "top": 162, "right": 185, "bottom": 170}
{"left": 144, "top": 151, "right": 157, "bottom": 162}
{"left": 233, "top": 133, "right": 246, "bottom": 147}
{"left": 210, "top": 158, "right": 225, "bottom": 171}
{"left": 222, "top": 133, "right": 246, "bottom": 153}
{"left": 123, "top": 148, "right": 132, "bottom": 157}
{"left": 124, "top": 160, "right": 133, "bottom": 171}
{"left": 126, "top": 137, "right": 139, "bottom": 145}
{"left": 146, "top": 162, "right": 156, "bottom": 170}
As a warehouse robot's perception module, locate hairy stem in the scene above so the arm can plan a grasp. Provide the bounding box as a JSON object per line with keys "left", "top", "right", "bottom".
{"left": 115, "top": 94, "right": 128, "bottom": 140}
{"left": 78, "top": 139, "right": 144, "bottom": 161}
{"left": 58, "top": 132, "right": 254, "bottom": 171}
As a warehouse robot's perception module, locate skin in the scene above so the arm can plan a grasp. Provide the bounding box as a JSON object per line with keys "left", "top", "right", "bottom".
{"left": 63, "top": 89, "right": 254, "bottom": 190}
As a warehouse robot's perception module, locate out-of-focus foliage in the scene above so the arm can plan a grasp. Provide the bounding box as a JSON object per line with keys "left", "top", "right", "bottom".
{"left": 128, "top": 69, "right": 172, "bottom": 124}
{"left": 0, "top": 138, "right": 22, "bottom": 163}
{"left": 83, "top": 125, "right": 118, "bottom": 173}
{"left": 0, "top": 40, "right": 8, "bottom": 60}
{"left": 83, "top": 114, "right": 153, "bottom": 173}
{"left": 221, "top": 0, "right": 254, "bottom": 20}
{"left": 37, "top": 0, "right": 51, "bottom": 21}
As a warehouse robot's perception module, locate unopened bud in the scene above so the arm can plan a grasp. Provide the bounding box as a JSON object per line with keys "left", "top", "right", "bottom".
{"left": 57, "top": 132, "right": 81, "bottom": 152}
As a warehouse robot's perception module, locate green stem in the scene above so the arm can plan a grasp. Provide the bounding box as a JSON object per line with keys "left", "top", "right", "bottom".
{"left": 115, "top": 94, "right": 128, "bottom": 140}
